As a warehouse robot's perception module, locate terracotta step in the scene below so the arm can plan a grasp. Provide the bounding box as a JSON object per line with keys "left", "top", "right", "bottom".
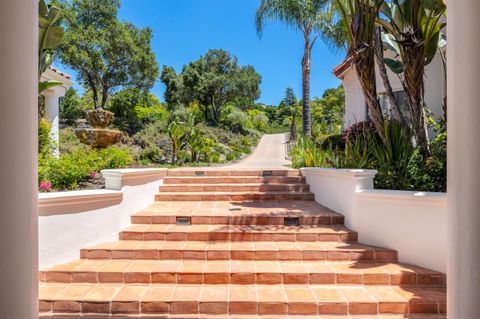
{"left": 132, "top": 200, "right": 344, "bottom": 226}
{"left": 119, "top": 224, "right": 358, "bottom": 242}
{"left": 163, "top": 176, "right": 306, "bottom": 184}
{"left": 80, "top": 241, "right": 398, "bottom": 262}
{"left": 39, "top": 314, "right": 448, "bottom": 319}
{"left": 159, "top": 183, "right": 310, "bottom": 193}
{"left": 166, "top": 169, "right": 300, "bottom": 177}
{"left": 41, "top": 260, "right": 445, "bottom": 287}
{"left": 155, "top": 191, "right": 315, "bottom": 201}
{"left": 39, "top": 282, "right": 446, "bottom": 316}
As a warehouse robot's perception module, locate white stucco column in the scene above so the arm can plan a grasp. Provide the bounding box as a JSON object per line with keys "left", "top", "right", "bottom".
{"left": 447, "top": 1, "right": 480, "bottom": 318}
{"left": 0, "top": 0, "right": 38, "bottom": 319}
{"left": 43, "top": 89, "right": 62, "bottom": 157}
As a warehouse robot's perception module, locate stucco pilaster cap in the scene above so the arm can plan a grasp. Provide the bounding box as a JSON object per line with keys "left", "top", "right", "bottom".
{"left": 101, "top": 168, "right": 167, "bottom": 190}
{"left": 300, "top": 167, "right": 378, "bottom": 179}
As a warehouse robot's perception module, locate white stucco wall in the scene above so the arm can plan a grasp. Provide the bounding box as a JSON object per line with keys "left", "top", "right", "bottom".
{"left": 340, "top": 51, "right": 446, "bottom": 128}
{"left": 343, "top": 69, "right": 367, "bottom": 128}
{"left": 424, "top": 53, "right": 446, "bottom": 122}
{"left": 38, "top": 169, "right": 166, "bottom": 269}
{"left": 301, "top": 168, "right": 446, "bottom": 272}
{"left": 375, "top": 51, "right": 403, "bottom": 93}
{"left": 355, "top": 190, "right": 446, "bottom": 272}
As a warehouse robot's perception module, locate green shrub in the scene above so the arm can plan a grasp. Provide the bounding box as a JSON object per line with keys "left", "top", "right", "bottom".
{"left": 39, "top": 118, "right": 54, "bottom": 158}
{"left": 59, "top": 127, "right": 88, "bottom": 154}
{"left": 320, "top": 134, "right": 345, "bottom": 151}
{"left": 39, "top": 147, "right": 133, "bottom": 191}
{"left": 370, "top": 120, "right": 413, "bottom": 189}
{"left": 406, "top": 131, "right": 446, "bottom": 192}
{"left": 291, "top": 118, "right": 446, "bottom": 192}
{"left": 222, "top": 108, "right": 252, "bottom": 133}
{"left": 140, "top": 146, "right": 165, "bottom": 163}
{"left": 248, "top": 109, "right": 269, "bottom": 132}
{"left": 133, "top": 121, "right": 171, "bottom": 164}
{"left": 290, "top": 136, "right": 332, "bottom": 168}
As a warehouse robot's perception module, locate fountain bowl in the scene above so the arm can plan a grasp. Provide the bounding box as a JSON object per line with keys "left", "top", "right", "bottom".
{"left": 75, "top": 128, "right": 122, "bottom": 149}
{"left": 87, "top": 109, "right": 114, "bottom": 128}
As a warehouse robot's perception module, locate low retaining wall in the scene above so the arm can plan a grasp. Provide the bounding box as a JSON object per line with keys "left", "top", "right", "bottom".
{"left": 301, "top": 168, "right": 447, "bottom": 272}
{"left": 38, "top": 168, "right": 167, "bottom": 269}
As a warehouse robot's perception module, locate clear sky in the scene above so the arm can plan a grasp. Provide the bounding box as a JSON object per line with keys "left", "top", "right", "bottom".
{"left": 62, "top": 0, "right": 346, "bottom": 106}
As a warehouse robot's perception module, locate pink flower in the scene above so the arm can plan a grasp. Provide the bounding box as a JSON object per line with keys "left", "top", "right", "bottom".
{"left": 39, "top": 180, "right": 52, "bottom": 191}
{"left": 89, "top": 171, "right": 97, "bottom": 179}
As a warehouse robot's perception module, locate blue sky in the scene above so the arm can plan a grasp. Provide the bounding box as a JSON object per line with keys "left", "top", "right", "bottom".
{"left": 61, "top": 0, "right": 345, "bottom": 106}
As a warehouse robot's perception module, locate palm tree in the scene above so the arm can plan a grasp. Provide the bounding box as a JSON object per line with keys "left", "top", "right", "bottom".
{"left": 167, "top": 121, "right": 185, "bottom": 165}
{"left": 334, "top": 0, "right": 386, "bottom": 143}
{"left": 256, "top": 0, "right": 330, "bottom": 137}
{"left": 377, "top": 0, "right": 446, "bottom": 154}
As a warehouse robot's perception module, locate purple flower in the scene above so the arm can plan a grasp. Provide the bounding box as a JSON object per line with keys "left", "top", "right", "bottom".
{"left": 39, "top": 180, "right": 52, "bottom": 191}
{"left": 89, "top": 171, "right": 97, "bottom": 179}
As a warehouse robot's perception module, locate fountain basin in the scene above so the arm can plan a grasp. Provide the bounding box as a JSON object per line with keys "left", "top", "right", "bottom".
{"left": 75, "top": 128, "right": 122, "bottom": 149}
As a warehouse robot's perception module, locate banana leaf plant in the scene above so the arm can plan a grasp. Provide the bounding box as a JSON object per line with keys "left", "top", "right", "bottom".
{"left": 377, "top": 0, "right": 446, "bottom": 154}
{"left": 334, "top": 0, "right": 387, "bottom": 144}
{"left": 39, "top": 0, "right": 64, "bottom": 93}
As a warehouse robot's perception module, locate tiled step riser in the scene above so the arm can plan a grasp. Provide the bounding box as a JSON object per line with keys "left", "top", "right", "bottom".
{"left": 80, "top": 249, "right": 397, "bottom": 262}
{"left": 166, "top": 170, "right": 301, "bottom": 177}
{"left": 41, "top": 271, "right": 446, "bottom": 287}
{"left": 164, "top": 176, "right": 306, "bottom": 184}
{"left": 119, "top": 231, "right": 358, "bottom": 243}
{"left": 160, "top": 184, "right": 310, "bottom": 192}
{"left": 132, "top": 215, "right": 345, "bottom": 226}
{"left": 40, "top": 300, "right": 445, "bottom": 316}
{"left": 155, "top": 193, "right": 315, "bottom": 201}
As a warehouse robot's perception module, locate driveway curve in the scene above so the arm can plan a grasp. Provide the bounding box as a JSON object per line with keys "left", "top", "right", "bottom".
{"left": 228, "top": 133, "right": 291, "bottom": 168}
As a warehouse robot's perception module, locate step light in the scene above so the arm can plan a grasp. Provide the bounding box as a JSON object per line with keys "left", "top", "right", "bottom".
{"left": 262, "top": 170, "right": 273, "bottom": 177}
{"left": 229, "top": 207, "right": 242, "bottom": 211}
{"left": 284, "top": 217, "right": 299, "bottom": 226}
{"left": 195, "top": 171, "right": 205, "bottom": 176}
{"left": 176, "top": 217, "right": 191, "bottom": 225}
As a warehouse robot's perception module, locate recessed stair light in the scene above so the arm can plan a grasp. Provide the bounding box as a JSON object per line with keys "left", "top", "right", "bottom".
{"left": 284, "top": 217, "right": 299, "bottom": 226}
{"left": 176, "top": 217, "right": 191, "bottom": 225}
{"left": 262, "top": 170, "right": 273, "bottom": 176}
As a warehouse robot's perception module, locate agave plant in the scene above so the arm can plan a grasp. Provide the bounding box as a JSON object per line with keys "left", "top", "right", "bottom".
{"left": 377, "top": 0, "right": 446, "bottom": 154}
{"left": 39, "top": 0, "right": 64, "bottom": 93}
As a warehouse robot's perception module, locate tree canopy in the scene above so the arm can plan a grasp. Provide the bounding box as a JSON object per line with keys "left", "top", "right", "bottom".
{"left": 56, "top": 0, "right": 159, "bottom": 109}
{"left": 160, "top": 49, "right": 262, "bottom": 125}
{"left": 108, "top": 88, "right": 167, "bottom": 135}
{"left": 311, "top": 85, "right": 345, "bottom": 135}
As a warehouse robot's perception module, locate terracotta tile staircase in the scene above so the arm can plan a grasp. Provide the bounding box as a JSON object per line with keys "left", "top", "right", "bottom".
{"left": 39, "top": 168, "right": 446, "bottom": 318}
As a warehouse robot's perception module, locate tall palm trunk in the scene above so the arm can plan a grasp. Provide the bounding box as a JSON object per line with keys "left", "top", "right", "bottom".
{"left": 374, "top": 28, "right": 407, "bottom": 129}
{"left": 290, "top": 120, "right": 297, "bottom": 141}
{"left": 347, "top": 0, "right": 386, "bottom": 144}
{"left": 403, "top": 43, "right": 430, "bottom": 154}
{"left": 353, "top": 46, "right": 386, "bottom": 144}
{"left": 171, "top": 141, "right": 177, "bottom": 165}
{"left": 301, "top": 34, "right": 312, "bottom": 137}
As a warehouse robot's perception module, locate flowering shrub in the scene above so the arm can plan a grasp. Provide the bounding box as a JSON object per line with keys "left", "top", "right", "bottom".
{"left": 39, "top": 147, "right": 133, "bottom": 191}
{"left": 39, "top": 180, "right": 52, "bottom": 192}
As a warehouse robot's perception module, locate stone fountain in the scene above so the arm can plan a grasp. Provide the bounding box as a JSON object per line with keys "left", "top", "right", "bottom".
{"left": 75, "top": 109, "right": 122, "bottom": 148}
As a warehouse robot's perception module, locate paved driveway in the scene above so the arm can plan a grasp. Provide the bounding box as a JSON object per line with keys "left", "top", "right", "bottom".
{"left": 228, "top": 133, "right": 291, "bottom": 168}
